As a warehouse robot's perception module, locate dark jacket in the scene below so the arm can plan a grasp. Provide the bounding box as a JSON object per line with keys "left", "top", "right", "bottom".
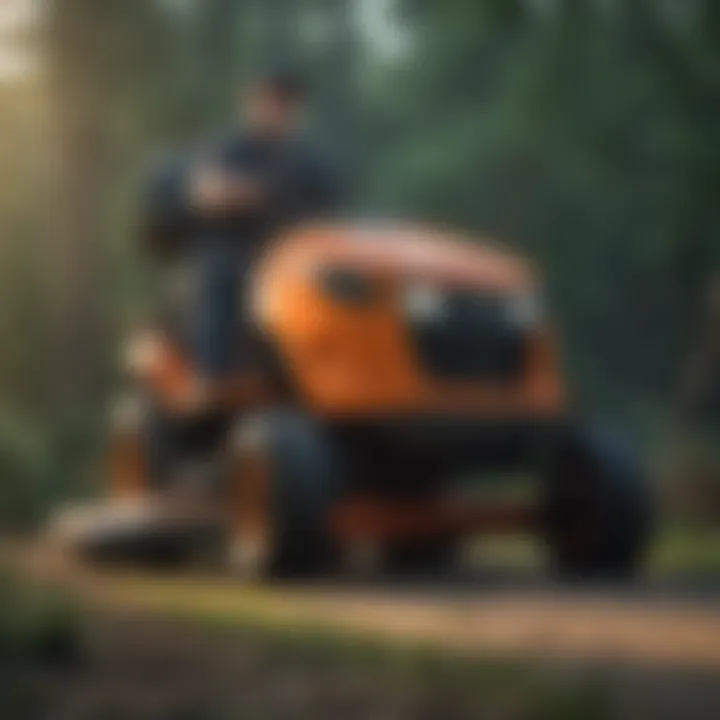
{"left": 144, "top": 131, "right": 343, "bottom": 261}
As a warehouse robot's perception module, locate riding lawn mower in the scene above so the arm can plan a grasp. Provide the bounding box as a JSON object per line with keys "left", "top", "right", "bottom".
{"left": 51, "top": 222, "right": 652, "bottom": 580}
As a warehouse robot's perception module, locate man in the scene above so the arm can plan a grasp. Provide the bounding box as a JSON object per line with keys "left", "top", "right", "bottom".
{"left": 145, "top": 69, "right": 342, "bottom": 385}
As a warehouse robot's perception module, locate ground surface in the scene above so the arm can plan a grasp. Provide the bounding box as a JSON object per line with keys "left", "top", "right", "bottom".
{"left": 6, "top": 536, "right": 720, "bottom": 670}
{"left": 3, "top": 534, "right": 720, "bottom": 718}
{"left": 5, "top": 609, "right": 720, "bottom": 720}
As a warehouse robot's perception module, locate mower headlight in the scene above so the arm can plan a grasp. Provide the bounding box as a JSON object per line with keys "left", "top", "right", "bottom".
{"left": 318, "top": 267, "right": 376, "bottom": 306}
{"left": 505, "top": 291, "right": 543, "bottom": 327}
{"left": 401, "top": 282, "right": 447, "bottom": 322}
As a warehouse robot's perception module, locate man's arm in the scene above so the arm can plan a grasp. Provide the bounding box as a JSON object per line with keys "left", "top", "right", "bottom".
{"left": 187, "top": 133, "right": 267, "bottom": 218}
{"left": 142, "top": 145, "right": 266, "bottom": 259}
{"left": 142, "top": 154, "right": 195, "bottom": 259}
{"left": 189, "top": 165, "right": 265, "bottom": 217}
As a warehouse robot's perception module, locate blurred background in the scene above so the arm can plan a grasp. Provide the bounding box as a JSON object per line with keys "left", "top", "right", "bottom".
{"left": 0, "top": 1, "right": 720, "bottom": 716}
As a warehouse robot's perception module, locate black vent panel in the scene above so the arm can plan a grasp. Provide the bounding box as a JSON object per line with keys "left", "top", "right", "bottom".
{"left": 407, "top": 290, "right": 526, "bottom": 381}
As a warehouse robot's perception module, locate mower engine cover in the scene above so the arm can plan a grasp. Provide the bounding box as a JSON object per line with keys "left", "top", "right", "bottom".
{"left": 251, "top": 222, "right": 565, "bottom": 420}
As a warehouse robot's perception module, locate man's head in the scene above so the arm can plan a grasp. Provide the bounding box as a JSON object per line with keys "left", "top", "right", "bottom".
{"left": 243, "top": 68, "right": 307, "bottom": 139}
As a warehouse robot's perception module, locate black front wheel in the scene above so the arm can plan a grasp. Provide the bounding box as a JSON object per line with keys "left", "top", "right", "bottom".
{"left": 540, "top": 425, "right": 652, "bottom": 581}
{"left": 227, "top": 410, "right": 345, "bottom": 580}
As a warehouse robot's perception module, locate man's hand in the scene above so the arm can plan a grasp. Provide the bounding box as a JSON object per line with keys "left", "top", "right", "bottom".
{"left": 189, "top": 166, "right": 265, "bottom": 216}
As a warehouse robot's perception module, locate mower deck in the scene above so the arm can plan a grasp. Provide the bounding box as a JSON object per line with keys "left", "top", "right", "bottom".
{"left": 51, "top": 489, "right": 534, "bottom": 568}
{"left": 49, "top": 497, "right": 223, "bottom": 563}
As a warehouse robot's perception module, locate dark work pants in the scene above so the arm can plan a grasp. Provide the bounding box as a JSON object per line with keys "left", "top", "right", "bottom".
{"left": 194, "top": 238, "right": 246, "bottom": 378}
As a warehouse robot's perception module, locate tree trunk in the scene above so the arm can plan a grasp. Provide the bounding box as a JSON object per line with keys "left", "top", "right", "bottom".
{"left": 45, "top": 0, "right": 114, "bottom": 412}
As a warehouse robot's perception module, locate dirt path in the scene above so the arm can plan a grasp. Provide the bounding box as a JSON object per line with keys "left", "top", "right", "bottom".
{"left": 6, "top": 540, "right": 720, "bottom": 672}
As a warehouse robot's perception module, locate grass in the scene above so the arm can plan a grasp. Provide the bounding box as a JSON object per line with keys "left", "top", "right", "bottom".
{"left": 468, "top": 522, "right": 720, "bottom": 580}
{"left": 2, "top": 522, "right": 719, "bottom": 718}
{"left": 0, "top": 572, "right": 82, "bottom": 718}
{"left": 649, "top": 523, "right": 720, "bottom": 578}
{"left": 0, "top": 571, "right": 81, "bottom": 666}
{"left": 0, "top": 573, "right": 610, "bottom": 720}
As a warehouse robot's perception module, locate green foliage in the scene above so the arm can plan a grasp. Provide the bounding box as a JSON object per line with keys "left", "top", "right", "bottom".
{"left": 361, "top": 0, "right": 720, "bottom": 418}
{"left": 0, "top": 412, "right": 52, "bottom": 528}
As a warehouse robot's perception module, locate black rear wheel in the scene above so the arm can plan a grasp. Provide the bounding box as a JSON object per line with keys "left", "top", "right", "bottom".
{"left": 540, "top": 425, "right": 652, "bottom": 580}
{"left": 140, "top": 396, "right": 230, "bottom": 493}
{"left": 88, "top": 393, "right": 226, "bottom": 567}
